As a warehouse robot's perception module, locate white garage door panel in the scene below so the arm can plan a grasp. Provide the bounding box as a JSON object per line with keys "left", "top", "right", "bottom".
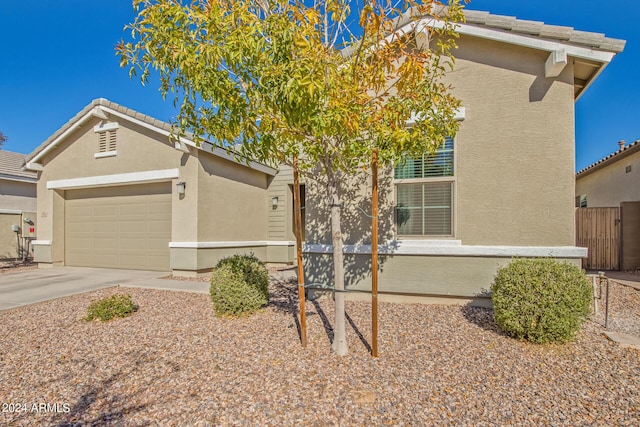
{"left": 65, "top": 183, "right": 171, "bottom": 271}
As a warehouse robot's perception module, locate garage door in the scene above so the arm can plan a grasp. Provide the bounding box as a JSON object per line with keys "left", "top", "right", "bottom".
{"left": 65, "top": 183, "right": 171, "bottom": 270}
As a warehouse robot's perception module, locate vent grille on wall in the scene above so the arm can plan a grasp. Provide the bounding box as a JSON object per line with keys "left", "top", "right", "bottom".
{"left": 98, "top": 129, "right": 117, "bottom": 153}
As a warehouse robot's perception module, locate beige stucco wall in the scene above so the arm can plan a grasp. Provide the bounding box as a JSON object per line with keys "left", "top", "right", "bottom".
{"left": 450, "top": 36, "right": 576, "bottom": 246}
{"left": 34, "top": 117, "right": 183, "bottom": 266}
{"left": 304, "top": 35, "right": 577, "bottom": 248}
{"left": 196, "top": 151, "right": 268, "bottom": 242}
{"left": 300, "top": 35, "right": 579, "bottom": 298}
{"left": 0, "top": 179, "right": 36, "bottom": 211}
{"left": 34, "top": 115, "right": 275, "bottom": 271}
{"left": 0, "top": 211, "right": 37, "bottom": 259}
{"left": 575, "top": 148, "right": 640, "bottom": 208}
{"left": 304, "top": 253, "right": 581, "bottom": 299}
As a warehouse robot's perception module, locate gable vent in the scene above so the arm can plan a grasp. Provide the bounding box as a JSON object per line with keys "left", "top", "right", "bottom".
{"left": 98, "top": 129, "right": 117, "bottom": 153}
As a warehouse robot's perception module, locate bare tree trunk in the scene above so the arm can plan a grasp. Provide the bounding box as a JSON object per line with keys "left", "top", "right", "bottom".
{"left": 327, "top": 168, "right": 348, "bottom": 356}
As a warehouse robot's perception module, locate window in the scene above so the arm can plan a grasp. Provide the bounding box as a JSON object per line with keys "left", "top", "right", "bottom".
{"left": 575, "top": 194, "right": 587, "bottom": 208}
{"left": 394, "top": 137, "right": 454, "bottom": 236}
{"left": 626, "top": 165, "right": 632, "bottom": 174}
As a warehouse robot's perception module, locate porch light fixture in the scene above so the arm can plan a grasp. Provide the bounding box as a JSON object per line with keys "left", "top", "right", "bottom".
{"left": 176, "top": 182, "right": 186, "bottom": 196}
{"left": 272, "top": 196, "right": 279, "bottom": 208}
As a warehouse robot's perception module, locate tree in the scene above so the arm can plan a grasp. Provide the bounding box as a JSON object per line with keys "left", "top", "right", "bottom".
{"left": 0, "top": 131, "right": 6, "bottom": 148}
{"left": 118, "top": 0, "right": 465, "bottom": 355}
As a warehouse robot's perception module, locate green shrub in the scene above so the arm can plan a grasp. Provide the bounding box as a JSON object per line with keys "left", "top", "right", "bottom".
{"left": 491, "top": 258, "right": 592, "bottom": 344}
{"left": 210, "top": 265, "right": 268, "bottom": 316}
{"left": 215, "top": 254, "right": 269, "bottom": 300}
{"left": 86, "top": 294, "right": 138, "bottom": 322}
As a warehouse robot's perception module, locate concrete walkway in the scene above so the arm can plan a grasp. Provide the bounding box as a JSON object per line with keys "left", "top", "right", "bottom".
{"left": 122, "top": 277, "right": 209, "bottom": 294}
{"left": 0, "top": 267, "right": 167, "bottom": 311}
{"left": 588, "top": 270, "right": 640, "bottom": 350}
{"left": 601, "top": 271, "right": 640, "bottom": 290}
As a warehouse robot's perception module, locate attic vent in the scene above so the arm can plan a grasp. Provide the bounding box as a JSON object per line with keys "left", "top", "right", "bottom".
{"left": 93, "top": 122, "right": 119, "bottom": 158}
{"left": 98, "top": 129, "right": 117, "bottom": 152}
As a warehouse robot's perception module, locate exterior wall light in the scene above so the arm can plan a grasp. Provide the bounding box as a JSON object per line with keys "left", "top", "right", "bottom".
{"left": 272, "top": 196, "right": 279, "bottom": 208}
{"left": 176, "top": 182, "right": 186, "bottom": 196}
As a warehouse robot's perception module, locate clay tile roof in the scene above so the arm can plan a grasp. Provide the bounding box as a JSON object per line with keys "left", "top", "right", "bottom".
{"left": 462, "top": 9, "right": 625, "bottom": 52}
{"left": 0, "top": 150, "right": 37, "bottom": 181}
{"left": 577, "top": 140, "right": 640, "bottom": 177}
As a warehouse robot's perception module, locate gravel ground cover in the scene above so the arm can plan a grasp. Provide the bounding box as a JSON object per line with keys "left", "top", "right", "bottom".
{"left": 1, "top": 276, "right": 639, "bottom": 426}
{"left": 592, "top": 278, "right": 640, "bottom": 338}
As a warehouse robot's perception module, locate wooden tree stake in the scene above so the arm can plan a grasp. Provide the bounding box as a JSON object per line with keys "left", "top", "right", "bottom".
{"left": 294, "top": 157, "right": 307, "bottom": 347}
{"left": 372, "top": 148, "right": 379, "bottom": 358}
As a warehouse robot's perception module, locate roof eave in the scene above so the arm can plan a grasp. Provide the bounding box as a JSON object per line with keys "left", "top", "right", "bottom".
{"left": 418, "top": 17, "right": 621, "bottom": 101}
{"left": 0, "top": 174, "right": 37, "bottom": 184}
{"left": 25, "top": 99, "right": 278, "bottom": 177}
{"left": 576, "top": 142, "right": 640, "bottom": 178}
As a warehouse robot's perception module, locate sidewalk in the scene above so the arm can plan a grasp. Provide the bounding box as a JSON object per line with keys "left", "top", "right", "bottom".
{"left": 121, "top": 277, "right": 209, "bottom": 293}
{"left": 587, "top": 270, "right": 640, "bottom": 350}
{"left": 587, "top": 270, "right": 640, "bottom": 290}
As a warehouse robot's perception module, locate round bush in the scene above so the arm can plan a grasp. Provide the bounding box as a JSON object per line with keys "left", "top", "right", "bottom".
{"left": 215, "top": 254, "right": 269, "bottom": 300}
{"left": 86, "top": 294, "right": 138, "bottom": 322}
{"left": 210, "top": 265, "right": 268, "bottom": 317}
{"left": 491, "top": 258, "right": 592, "bottom": 344}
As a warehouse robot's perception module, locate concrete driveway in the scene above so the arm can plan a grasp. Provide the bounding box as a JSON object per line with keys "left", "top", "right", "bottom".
{"left": 0, "top": 267, "right": 167, "bottom": 311}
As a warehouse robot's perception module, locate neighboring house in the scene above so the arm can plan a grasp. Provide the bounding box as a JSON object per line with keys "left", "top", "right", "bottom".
{"left": 26, "top": 9, "right": 625, "bottom": 304}
{"left": 576, "top": 140, "right": 640, "bottom": 270}
{"left": 0, "top": 150, "right": 37, "bottom": 259}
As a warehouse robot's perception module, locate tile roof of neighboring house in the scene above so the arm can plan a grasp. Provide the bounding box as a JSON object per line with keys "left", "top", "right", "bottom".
{"left": 25, "top": 98, "right": 277, "bottom": 176}
{"left": 0, "top": 150, "right": 37, "bottom": 182}
{"left": 577, "top": 140, "right": 640, "bottom": 178}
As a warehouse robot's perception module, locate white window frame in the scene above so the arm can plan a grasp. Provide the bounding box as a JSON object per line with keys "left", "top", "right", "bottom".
{"left": 393, "top": 137, "right": 456, "bottom": 239}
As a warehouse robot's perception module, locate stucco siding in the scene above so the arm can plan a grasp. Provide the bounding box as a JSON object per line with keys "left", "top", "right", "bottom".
{"left": 196, "top": 152, "right": 268, "bottom": 242}
{"left": 576, "top": 149, "right": 640, "bottom": 207}
{"left": 0, "top": 211, "right": 37, "bottom": 260}
{"left": 450, "top": 36, "right": 576, "bottom": 246}
{"left": 299, "top": 35, "right": 580, "bottom": 298}
{"left": 0, "top": 180, "right": 37, "bottom": 211}
{"left": 304, "top": 253, "right": 580, "bottom": 298}
{"left": 304, "top": 36, "right": 577, "bottom": 249}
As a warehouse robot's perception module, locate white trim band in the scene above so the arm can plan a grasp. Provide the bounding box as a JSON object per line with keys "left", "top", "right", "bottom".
{"left": 169, "top": 241, "right": 296, "bottom": 249}
{"left": 0, "top": 173, "right": 37, "bottom": 183}
{"left": 46, "top": 168, "right": 179, "bottom": 190}
{"left": 94, "top": 151, "right": 117, "bottom": 159}
{"left": 0, "top": 209, "right": 23, "bottom": 215}
{"left": 31, "top": 240, "right": 51, "bottom": 246}
{"left": 93, "top": 122, "right": 119, "bottom": 133}
{"left": 303, "top": 241, "right": 587, "bottom": 258}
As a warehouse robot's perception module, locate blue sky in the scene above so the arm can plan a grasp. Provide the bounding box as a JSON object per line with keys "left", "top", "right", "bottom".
{"left": 0, "top": 0, "right": 636, "bottom": 171}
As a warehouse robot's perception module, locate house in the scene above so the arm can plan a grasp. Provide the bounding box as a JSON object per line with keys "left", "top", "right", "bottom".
{"left": 25, "top": 9, "right": 625, "bottom": 304}
{"left": 0, "top": 150, "right": 37, "bottom": 259}
{"left": 576, "top": 140, "right": 640, "bottom": 270}
{"left": 300, "top": 9, "right": 625, "bottom": 304}
{"left": 25, "top": 98, "right": 295, "bottom": 274}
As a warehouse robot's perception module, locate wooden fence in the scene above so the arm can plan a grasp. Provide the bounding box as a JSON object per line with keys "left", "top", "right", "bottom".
{"left": 576, "top": 207, "right": 620, "bottom": 271}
